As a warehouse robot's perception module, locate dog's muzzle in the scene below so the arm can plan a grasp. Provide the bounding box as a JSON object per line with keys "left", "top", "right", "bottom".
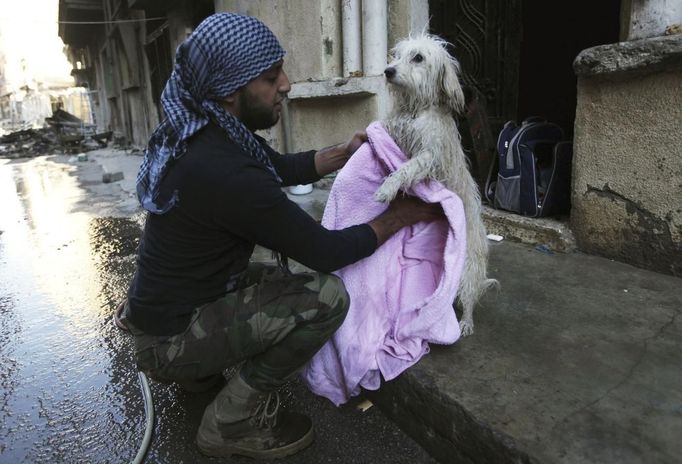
{"left": 384, "top": 67, "right": 396, "bottom": 79}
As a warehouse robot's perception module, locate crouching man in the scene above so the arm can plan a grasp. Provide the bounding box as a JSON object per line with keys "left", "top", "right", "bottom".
{"left": 121, "top": 12, "right": 443, "bottom": 459}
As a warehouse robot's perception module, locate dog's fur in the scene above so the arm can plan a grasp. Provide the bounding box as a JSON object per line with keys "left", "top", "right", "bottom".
{"left": 376, "top": 34, "right": 497, "bottom": 336}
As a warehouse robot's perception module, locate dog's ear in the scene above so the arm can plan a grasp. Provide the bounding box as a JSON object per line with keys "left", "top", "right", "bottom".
{"left": 440, "top": 58, "right": 465, "bottom": 114}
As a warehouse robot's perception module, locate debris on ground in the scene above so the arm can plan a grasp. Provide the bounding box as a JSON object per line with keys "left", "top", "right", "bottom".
{"left": 356, "top": 399, "right": 374, "bottom": 412}
{"left": 534, "top": 243, "right": 555, "bottom": 255}
{"left": 487, "top": 233, "right": 504, "bottom": 242}
{"left": 102, "top": 171, "right": 125, "bottom": 183}
{"left": 0, "top": 127, "right": 59, "bottom": 158}
{"left": 1, "top": 109, "right": 115, "bottom": 159}
{"left": 45, "top": 109, "right": 113, "bottom": 153}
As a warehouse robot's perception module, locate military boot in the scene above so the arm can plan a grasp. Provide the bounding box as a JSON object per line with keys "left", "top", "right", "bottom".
{"left": 196, "top": 374, "right": 314, "bottom": 459}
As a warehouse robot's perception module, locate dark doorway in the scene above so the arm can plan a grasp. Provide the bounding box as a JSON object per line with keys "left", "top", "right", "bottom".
{"left": 429, "top": 0, "right": 621, "bottom": 188}
{"left": 429, "top": 0, "right": 621, "bottom": 136}
{"left": 517, "top": 0, "right": 621, "bottom": 137}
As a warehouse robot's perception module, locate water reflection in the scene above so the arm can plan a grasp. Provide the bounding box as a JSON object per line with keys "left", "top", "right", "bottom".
{"left": 0, "top": 158, "right": 143, "bottom": 463}
{"left": 2, "top": 158, "right": 99, "bottom": 322}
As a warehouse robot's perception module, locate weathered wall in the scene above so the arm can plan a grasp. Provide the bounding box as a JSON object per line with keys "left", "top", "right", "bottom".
{"left": 213, "top": 0, "right": 428, "bottom": 152}
{"left": 388, "top": 0, "right": 429, "bottom": 47}
{"left": 287, "top": 96, "right": 378, "bottom": 151}
{"left": 572, "top": 36, "right": 682, "bottom": 276}
{"left": 214, "top": 0, "right": 342, "bottom": 83}
{"left": 117, "top": 19, "right": 152, "bottom": 146}
{"left": 624, "top": 0, "right": 682, "bottom": 40}
{"left": 167, "top": 12, "right": 192, "bottom": 57}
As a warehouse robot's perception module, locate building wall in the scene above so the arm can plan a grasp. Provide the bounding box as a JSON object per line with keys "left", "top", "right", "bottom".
{"left": 571, "top": 36, "right": 682, "bottom": 276}
{"left": 288, "top": 95, "right": 378, "bottom": 151}
{"left": 214, "top": 0, "right": 428, "bottom": 153}
{"left": 110, "top": 10, "right": 156, "bottom": 146}
{"left": 55, "top": 0, "right": 682, "bottom": 277}
{"left": 388, "top": 0, "right": 429, "bottom": 47}
{"left": 624, "top": 0, "right": 682, "bottom": 40}
{"left": 0, "top": 36, "right": 6, "bottom": 101}
{"left": 214, "top": 0, "right": 343, "bottom": 83}
{"left": 59, "top": 0, "right": 428, "bottom": 148}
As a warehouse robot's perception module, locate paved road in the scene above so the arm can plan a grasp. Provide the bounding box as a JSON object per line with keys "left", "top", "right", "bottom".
{"left": 0, "top": 154, "right": 437, "bottom": 464}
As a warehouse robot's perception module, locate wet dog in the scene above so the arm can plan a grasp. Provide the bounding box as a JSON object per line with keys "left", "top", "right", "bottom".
{"left": 376, "top": 34, "right": 497, "bottom": 336}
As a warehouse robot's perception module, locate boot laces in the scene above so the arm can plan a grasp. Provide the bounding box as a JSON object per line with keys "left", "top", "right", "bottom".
{"left": 252, "top": 391, "right": 280, "bottom": 429}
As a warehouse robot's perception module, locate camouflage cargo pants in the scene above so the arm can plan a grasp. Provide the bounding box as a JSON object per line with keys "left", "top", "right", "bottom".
{"left": 124, "top": 263, "right": 350, "bottom": 391}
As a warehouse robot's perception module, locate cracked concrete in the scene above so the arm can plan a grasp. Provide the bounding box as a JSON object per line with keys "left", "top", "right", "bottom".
{"left": 576, "top": 184, "right": 681, "bottom": 276}
{"left": 571, "top": 40, "right": 682, "bottom": 277}
{"left": 368, "top": 240, "right": 682, "bottom": 463}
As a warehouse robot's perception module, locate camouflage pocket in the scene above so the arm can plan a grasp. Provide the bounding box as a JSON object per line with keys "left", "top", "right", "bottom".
{"left": 134, "top": 345, "right": 160, "bottom": 371}
{"left": 154, "top": 360, "right": 203, "bottom": 383}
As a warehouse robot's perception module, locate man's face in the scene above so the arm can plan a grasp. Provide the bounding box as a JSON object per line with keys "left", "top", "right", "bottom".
{"left": 236, "top": 60, "right": 290, "bottom": 131}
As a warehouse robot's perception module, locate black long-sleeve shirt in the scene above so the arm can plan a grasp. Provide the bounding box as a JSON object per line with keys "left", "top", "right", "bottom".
{"left": 127, "top": 123, "right": 377, "bottom": 335}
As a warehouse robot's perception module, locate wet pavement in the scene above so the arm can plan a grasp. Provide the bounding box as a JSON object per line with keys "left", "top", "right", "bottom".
{"left": 0, "top": 155, "right": 437, "bottom": 463}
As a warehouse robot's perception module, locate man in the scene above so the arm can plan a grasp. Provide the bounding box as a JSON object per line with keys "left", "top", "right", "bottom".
{"left": 121, "top": 13, "right": 443, "bottom": 459}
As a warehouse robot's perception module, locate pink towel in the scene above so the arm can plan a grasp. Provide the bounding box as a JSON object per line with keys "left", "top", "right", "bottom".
{"left": 302, "top": 121, "right": 467, "bottom": 405}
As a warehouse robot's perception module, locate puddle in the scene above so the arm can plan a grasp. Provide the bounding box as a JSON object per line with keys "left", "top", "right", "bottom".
{"left": 0, "top": 158, "right": 145, "bottom": 463}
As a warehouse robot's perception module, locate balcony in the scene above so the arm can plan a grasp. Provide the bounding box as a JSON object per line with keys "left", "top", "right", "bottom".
{"left": 58, "top": 0, "right": 104, "bottom": 47}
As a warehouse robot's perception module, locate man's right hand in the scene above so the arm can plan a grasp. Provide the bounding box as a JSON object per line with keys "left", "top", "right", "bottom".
{"left": 314, "top": 131, "right": 368, "bottom": 177}
{"left": 368, "top": 194, "right": 445, "bottom": 246}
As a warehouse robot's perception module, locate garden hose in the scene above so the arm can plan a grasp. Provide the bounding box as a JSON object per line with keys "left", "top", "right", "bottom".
{"left": 114, "top": 303, "right": 154, "bottom": 463}
{"left": 132, "top": 370, "right": 154, "bottom": 464}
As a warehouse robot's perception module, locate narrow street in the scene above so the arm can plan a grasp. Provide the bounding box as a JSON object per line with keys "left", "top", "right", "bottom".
{"left": 0, "top": 154, "right": 437, "bottom": 464}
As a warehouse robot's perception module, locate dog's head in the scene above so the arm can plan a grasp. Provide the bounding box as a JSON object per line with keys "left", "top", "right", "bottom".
{"left": 384, "top": 34, "right": 465, "bottom": 114}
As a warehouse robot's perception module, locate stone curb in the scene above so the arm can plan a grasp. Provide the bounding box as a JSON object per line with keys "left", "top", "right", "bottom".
{"left": 366, "top": 367, "right": 540, "bottom": 464}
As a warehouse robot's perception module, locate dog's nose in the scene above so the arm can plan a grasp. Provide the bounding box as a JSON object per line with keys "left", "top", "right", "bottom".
{"left": 384, "top": 67, "right": 396, "bottom": 79}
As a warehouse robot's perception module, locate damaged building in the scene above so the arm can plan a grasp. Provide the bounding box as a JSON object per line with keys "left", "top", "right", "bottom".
{"left": 58, "top": 0, "right": 214, "bottom": 147}
{"left": 57, "top": 0, "right": 681, "bottom": 277}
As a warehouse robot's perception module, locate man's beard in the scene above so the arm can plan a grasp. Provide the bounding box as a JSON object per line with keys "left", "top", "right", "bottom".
{"left": 238, "top": 90, "right": 280, "bottom": 131}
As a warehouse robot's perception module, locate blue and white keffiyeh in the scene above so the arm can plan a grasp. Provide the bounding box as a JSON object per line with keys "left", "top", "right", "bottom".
{"left": 136, "top": 13, "right": 286, "bottom": 214}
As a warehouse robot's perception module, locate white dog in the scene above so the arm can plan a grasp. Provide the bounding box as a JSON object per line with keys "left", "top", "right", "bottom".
{"left": 376, "top": 34, "right": 497, "bottom": 336}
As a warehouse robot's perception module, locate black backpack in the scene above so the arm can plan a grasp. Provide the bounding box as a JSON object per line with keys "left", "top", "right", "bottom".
{"left": 485, "top": 117, "right": 572, "bottom": 217}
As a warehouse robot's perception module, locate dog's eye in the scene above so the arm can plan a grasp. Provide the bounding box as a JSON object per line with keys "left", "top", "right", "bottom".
{"left": 412, "top": 53, "right": 424, "bottom": 63}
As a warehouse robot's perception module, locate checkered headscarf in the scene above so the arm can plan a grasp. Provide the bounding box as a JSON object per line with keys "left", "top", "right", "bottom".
{"left": 136, "top": 13, "right": 285, "bottom": 214}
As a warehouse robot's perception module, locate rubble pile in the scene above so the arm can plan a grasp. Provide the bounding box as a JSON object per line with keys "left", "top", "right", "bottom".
{"left": 0, "top": 109, "right": 113, "bottom": 159}
{"left": 0, "top": 128, "right": 60, "bottom": 158}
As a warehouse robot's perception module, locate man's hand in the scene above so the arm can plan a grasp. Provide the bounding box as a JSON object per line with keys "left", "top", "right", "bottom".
{"left": 368, "top": 194, "right": 445, "bottom": 246}
{"left": 343, "top": 130, "right": 367, "bottom": 158}
{"left": 314, "top": 130, "right": 368, "bottom": 177}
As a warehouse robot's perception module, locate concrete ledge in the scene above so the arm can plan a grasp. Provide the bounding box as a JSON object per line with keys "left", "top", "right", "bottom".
{"left": 369, "top": 241, "right": 682, "bottom": 464}
{"left": 572, "top": 41, "right": 682, "bottom": 276}
{"left": 573, "top": 34, "right": 682, "bottom": 77}
{"left": 366, "top": 368, "right": 538, "bottom": 464}
{"left": 483, "top": 207, "right": 576, "bottom": 253}
{"left": 289, "top": 76, "right": 385, "bottom": 100}
{"left": 286, "top": 187, "right": 576, "bottom": 254}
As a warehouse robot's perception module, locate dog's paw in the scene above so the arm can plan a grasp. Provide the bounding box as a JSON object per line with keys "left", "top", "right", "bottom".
{"left": 459, "top": 319, "right": 475, "bottom": 336}
{"left": 374, "top": 183, "right": 397, "bottom": 203}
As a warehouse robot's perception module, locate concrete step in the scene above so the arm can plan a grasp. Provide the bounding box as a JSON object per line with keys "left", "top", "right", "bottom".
{"left": 299, "top": 185, "right": 577, "bottom": 254}
{"left": 482, "top": 206, "right": 576, "bottom": 253}
{"left": 367, "top": 241, "right": 682, "bottom": 464}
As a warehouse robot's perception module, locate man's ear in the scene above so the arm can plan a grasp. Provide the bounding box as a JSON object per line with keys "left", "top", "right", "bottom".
{"left": 220, "top": 91, "right": 241, "bottom": 118}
